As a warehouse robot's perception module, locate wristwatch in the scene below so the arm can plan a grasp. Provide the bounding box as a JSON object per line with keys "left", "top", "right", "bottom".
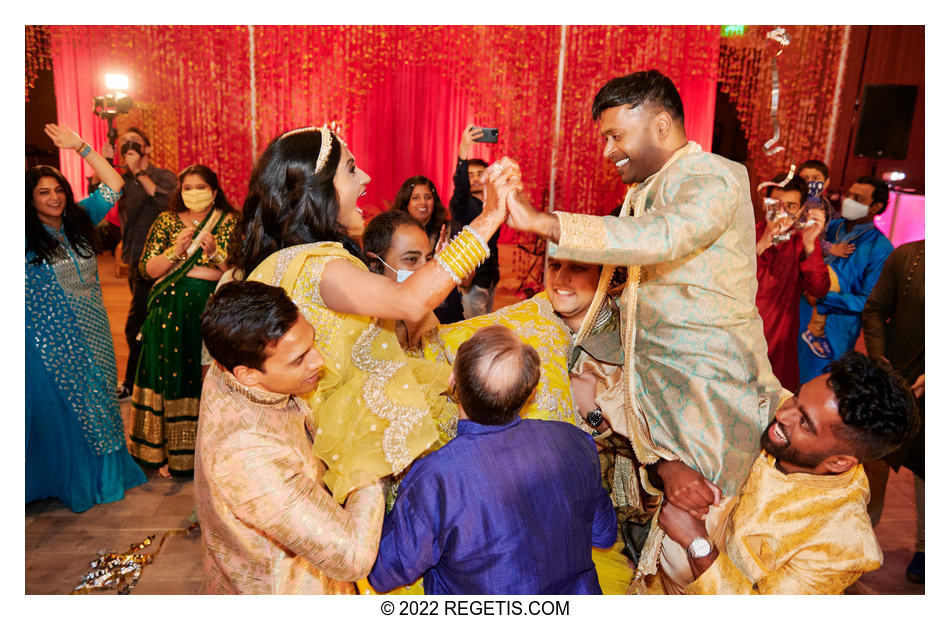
{"left": 686, "top": 536, "right": 713, "bottom": 559}
{"left": 134, "top": 170, "right": 148, "bottom": 179}
{"left": 586, "top": 407, "right": 604, "bottom": 428}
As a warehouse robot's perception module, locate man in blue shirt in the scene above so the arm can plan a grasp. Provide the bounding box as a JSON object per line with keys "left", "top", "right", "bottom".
{"left": 798, "top": 176, "right": 893, "bottom": 385}
{"left": 368, "top": 325, "right": 617, "bottom": 594}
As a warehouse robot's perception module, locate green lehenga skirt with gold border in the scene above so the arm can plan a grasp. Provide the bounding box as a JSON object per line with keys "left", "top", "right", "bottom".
{"left": 129, "top": 276, "right": 217, "bottom": 476}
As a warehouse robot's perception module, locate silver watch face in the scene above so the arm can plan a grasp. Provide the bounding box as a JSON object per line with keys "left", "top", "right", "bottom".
{"left": 687, "top": 537, "right": 713, "bottom": 559}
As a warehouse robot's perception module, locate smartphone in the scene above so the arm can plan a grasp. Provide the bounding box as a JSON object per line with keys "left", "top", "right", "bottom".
{"left": 473, "top": 127, "right": 499, "bottom": 143}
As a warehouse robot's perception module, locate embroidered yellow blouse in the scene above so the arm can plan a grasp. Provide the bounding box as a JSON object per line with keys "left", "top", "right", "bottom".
{"left": 139, "top": 210, "right": 236, "bottom": 276}
{"left": 247, "top": 242, "right": 454, "bottom": 503}
{"left": 419, "top": 291, "right": 576, "bottom": 430}
{"left": 685, "top": 451, "right": 882, "bottom": 595}
{"left": 194, "top": 363, "right": 385, "bottom": 595}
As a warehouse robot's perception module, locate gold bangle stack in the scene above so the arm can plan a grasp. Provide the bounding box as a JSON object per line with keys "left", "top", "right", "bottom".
{"left": 211, "top": 248, "right": 227, "bottom": 265}
{"left": 434, "top": 226, "right": 489, "bottom": 284}
{"left": 164, "top": 246, "right": 184, "bottom": 262}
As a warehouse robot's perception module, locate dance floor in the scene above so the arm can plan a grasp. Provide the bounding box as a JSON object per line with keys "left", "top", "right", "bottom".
{"left": 24, "top": 248, "right": 923, "bottom": 595}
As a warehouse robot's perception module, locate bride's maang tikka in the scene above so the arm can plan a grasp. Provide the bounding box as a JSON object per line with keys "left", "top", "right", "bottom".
{"left": 279, "top": 124, "right": 336, "bottom": 174}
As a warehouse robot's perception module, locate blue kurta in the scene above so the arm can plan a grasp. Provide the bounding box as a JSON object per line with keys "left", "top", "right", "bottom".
{"left": 798, "top": 219, "right": 893, "bottom": 384}
{"left": 368, "top": 417, "right": 617, "bottom": 594}
{"left": 26, "top": 186, "right": 146, "bottom": 512}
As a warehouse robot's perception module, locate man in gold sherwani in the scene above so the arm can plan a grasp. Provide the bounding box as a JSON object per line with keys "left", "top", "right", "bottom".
{"left": 497, "top": 69, "right": 786, "bottom": 589}
{"left": 658, "top": 351, "right": 918, "bottom": 594}
{"left": 195, "top": 281, "right": 384, "bottom": 594}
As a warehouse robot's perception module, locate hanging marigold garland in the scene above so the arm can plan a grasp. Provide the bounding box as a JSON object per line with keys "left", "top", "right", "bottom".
{"left": 25, "top": 25, "right": 51, "bottom": 101}
{"left": 718, "top": 25, "right": 846, "bottom": 184}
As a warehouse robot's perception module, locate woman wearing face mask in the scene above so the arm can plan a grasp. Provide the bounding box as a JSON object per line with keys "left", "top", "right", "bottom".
{"left": 231, "top": 126, "right": 512, "bottom": 505}
{"left": 129, "top": 165, "right": 237, "bottom": 477}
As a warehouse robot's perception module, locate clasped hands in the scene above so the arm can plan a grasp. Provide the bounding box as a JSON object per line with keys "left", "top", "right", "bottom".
{"left": 172, "top": 225, "right": 216, "bottom": 259}
{"left": 479, "top": 157, "right": 543, "bottom": 232}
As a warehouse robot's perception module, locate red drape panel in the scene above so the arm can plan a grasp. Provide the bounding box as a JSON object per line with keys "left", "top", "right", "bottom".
{"left": 718, "top": 26, "right": 847, "bottom": 184}
{"left": 46, "top": 25, "right": 719, "bottom": 256}
{"left": 251, "top": 26, "right": 563, "bottom": 245}
{"left": 48, "top": 26, "right": 254, "bottom": 206}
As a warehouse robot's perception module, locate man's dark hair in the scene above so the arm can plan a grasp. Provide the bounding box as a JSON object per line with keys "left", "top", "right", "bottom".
{"left": 854, "top": 175, "right": 891, "bottom": 214}
{"left": 125, "top": 126, "right": 151, "bottom": 146}
{"left": 797, "top": 159, "right": 829, "bottom": 180}
{"left": 765, "top": 173, "right": 809, "bottom": 205}
{"left": 363, "top": 210, "right": 426, "bottom": 275}
{"left": 201, "top": 280, "right": 301, "bottom": 372}
{"left": 468, "top": 158, "right": 489, "bottom": 169}
{"left": 453, "top": 325, "right": 540, "bottom": 426}
{"left": 828, "top": 351, "right": 919, "bottom": 462}
{"left": 591, "top": 69, "right": 684, "bottom": 123}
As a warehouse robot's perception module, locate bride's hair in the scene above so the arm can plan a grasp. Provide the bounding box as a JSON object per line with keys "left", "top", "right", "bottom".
{"left": 231, "top": 128, "right": 362, "bottom": 276}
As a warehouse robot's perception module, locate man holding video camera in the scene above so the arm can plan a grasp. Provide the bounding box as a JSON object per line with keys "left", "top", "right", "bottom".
{"left": 104, "top": 127, "right": 177, "bottom": 401}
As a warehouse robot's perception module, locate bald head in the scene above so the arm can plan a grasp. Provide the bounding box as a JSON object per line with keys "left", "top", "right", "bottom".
{"left": 453, "top": 326, "right": 541, "bottom": 425}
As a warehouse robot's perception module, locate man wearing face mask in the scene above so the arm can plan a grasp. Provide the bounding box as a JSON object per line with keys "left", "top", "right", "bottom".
{"left": 106, "top": 128, "right": 177, "bottom": 401}
{"left": 797, "top": 176, "right": 893, "bottom": 386}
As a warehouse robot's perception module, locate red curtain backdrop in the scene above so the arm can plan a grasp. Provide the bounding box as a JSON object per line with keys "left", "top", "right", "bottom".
{"left": 251, "top": 25, "right": 564, "bottom": 245}
{"left": 49, "top": 26, "right": 253, "bottom": 205}
{"left": 718, "top": 25, "right": 847, "bottom": 186}
{"left": 46, "top": 25, "right": 717, "bottom": 221}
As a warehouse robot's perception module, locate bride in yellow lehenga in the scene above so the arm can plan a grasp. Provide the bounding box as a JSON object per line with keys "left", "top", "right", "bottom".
{"left": 230, "top": 125, "right": 511, "bottom": 503}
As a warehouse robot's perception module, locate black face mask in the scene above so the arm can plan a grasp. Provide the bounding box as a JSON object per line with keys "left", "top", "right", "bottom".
{"left": 120, "top": 141, "right": 144, "bottom": 157}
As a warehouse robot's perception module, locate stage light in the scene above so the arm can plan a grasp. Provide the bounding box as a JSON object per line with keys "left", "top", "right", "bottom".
{"left": 885, "top": 171, "right": 906, "bottom": 182}
{"left": 105, "top": 73, "right": 129, "bottom": 90}
{"left": 94, "top": 74, "right": 134, "bottom": 151}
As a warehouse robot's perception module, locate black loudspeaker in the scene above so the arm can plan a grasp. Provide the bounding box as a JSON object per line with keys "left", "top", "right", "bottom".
{"left": 853, "top": 84, "right": 918, "bottom": 159}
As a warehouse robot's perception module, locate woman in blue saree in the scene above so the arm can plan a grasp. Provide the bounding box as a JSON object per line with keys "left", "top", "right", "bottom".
{"left": 26, "top": 124, "right": 146, "bottom": 512}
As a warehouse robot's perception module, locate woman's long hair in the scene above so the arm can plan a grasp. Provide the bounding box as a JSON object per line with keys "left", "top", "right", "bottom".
{"left": 26, "top": 166, "right": 97, "bottom": 265}
{"left": 390, "top": 175, "right": 447, "bottom": 249}
{"left": 167, "top": 164, "right": 236, "bottom": 216}
{"left": 231, "top": 128, "right": 362, "bottom": 276}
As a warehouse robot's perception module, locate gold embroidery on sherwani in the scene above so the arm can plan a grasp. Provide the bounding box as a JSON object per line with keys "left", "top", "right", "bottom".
{"left": 549, "top": 142, "right": 789, "bottom": 588}
{"left": 683, "top": 452, "right": 882, "bottom": 594}
{"left": 194, "top": 364, "right": 385, "bottom": 594}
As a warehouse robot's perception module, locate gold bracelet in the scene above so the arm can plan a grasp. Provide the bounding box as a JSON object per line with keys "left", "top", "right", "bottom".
{"left": 164, "top": 246, "right": 184, "bottom": 262}
{"left": 211, "top": 248, "right": 227, "bottom": 264}
{"left": 434, "top": 229, "right": 488, "bottom": 282}
{"left": 435, "top": 255, "right": 463, "bottom": 284}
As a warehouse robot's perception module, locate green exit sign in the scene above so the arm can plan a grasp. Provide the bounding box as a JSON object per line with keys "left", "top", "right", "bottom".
{"left": 721, "top": 25, "right": 747, "bottom": 37}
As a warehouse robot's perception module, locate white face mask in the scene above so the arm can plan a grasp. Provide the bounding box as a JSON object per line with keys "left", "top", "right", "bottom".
{"left": 841, "top": 197, "right": 870, "bottom": 221}
{"left": 379, "top": 257, "right": 413, "bottom": 283}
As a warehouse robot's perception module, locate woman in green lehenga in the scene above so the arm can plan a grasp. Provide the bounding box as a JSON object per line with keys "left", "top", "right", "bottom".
{"left": 129, "top": 165, "right": 237, "bottom": 477}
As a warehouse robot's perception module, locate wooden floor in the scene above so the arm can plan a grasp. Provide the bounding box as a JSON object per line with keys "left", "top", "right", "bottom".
{"left": 25, "top": 248, "right": 924, "bottom": 595}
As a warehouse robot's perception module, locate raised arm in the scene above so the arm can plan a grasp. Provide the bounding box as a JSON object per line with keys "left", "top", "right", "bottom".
{"left": 44, "top": 124, "right": 124, "bottom": 194}
{"left": 320, "top": 160, "right": 513, "bottom": 323}
{"left": 505, "top": 166, "right": 740, "bottom": 266}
